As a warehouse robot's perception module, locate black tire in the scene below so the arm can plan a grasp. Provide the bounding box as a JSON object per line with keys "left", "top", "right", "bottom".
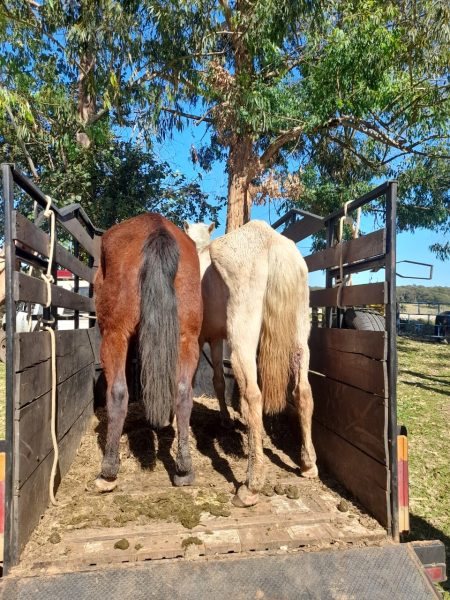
{"left": 343, "top": 308, "right": 385, "bottom": 332}
{"left": 0, "top": 334, "right": 6, "bottom": 363}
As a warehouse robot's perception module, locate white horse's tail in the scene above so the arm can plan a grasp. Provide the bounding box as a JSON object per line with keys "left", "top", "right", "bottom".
{"left": 258, "top": 240, "right": 305, "bottom": 414}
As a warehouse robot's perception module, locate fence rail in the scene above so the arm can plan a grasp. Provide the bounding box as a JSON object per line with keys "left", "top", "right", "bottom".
{"left": 2, "top": 164, "right": 102, "bottom": 571}
{"left": 279, "top": 181, "right": 398, "bottom": 535}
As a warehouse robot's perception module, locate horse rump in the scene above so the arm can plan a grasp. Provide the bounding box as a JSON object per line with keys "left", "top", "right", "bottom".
{"left": 139, "top": 227, "right": 180, "bottom": 428}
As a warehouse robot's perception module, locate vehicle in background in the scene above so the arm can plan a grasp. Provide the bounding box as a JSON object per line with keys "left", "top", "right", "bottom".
{"left": 56, "top": 269, "right": 91, "bottom": 331}
{"left": 434, "top": 311, "right": 450, "bottom": 341}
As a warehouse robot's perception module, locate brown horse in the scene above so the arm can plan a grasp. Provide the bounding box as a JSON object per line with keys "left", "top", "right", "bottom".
{"left": 94, "top": 213, "right": 202, "bottom": 491}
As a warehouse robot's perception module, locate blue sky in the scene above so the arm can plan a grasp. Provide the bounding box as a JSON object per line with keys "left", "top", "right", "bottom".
{"left": 154, "top": 123, "right": 449, "bottom": 288}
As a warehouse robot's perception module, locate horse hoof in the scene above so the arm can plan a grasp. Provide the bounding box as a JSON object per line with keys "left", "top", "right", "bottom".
{"left": 94, "top": 476, "right": 118, "bottom": 492}
{"left": 232, "top": 485, "right": 259, "bottom": 507}
{"left": 301, "top": 464, "right": 318, "bottom": 479}
{"left": 173, "top": 471, "right": 195, "bottom": 487}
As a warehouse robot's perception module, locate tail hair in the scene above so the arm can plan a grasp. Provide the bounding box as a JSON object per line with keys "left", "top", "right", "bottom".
{"left": 139, "top": 227, "right": 179, "bottom": 428}
{"left": 258, "top": 243, "right": 302, "bottom": 414}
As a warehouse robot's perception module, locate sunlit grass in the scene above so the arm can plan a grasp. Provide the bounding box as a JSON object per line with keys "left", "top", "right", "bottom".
{"left": 397, "top": 337, "right": 450, "bottom": 596}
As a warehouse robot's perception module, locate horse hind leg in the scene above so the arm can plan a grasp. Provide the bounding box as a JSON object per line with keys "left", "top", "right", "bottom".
{"left": 210, "top": 339, "right": 232, "bottom": 427}
{"left": 95, "top": 332, "right": 130, "bottom": 492}
{"left": 173, "top": 338, "right": 199, "bottom": 487}
{"left": 228, "top": 302, "right": 265, "bottom": 507}
{"left": 292, "top": 347, "right": 318, "bottom": 478}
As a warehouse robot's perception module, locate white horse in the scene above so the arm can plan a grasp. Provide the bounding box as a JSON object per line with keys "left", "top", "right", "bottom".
{"left": 183, "top": 222, "right": 232, "bottom": 426}
{"left": 185, "top": 220, "right": 318, "bottom": 508}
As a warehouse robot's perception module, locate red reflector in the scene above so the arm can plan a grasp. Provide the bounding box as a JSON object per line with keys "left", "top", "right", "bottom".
{"left": 0, "top": 480, "right": 4, "bottom": 533}
{"left": 425, "top": 565, "right": 446, "bottom": 583}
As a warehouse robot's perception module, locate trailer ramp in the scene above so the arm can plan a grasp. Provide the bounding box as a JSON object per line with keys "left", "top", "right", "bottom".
{"left": 1, "top": 544, "right": 439, "bottom": 599}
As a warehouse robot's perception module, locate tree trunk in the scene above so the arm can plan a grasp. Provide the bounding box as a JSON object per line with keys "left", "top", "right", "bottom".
{"left": 225, "top": 136, "right": 256, "bottom": 232}
{"left": 76, "top": 54, "right": 96, "bottom": 148}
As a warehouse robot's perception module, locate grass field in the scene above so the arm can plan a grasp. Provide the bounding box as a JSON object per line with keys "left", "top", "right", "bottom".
{"left": 397, "top": 337, "right": 450, "bottom": 595}
{"left": 400, "top": 302, "right": 450, "bottom": 314}
{"left": 0, "top": 339, "right": 448, "bottom": 592}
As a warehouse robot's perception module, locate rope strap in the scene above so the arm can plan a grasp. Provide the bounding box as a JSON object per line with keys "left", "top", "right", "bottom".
{"left": 41, "top": 195, "right": 55, "bottom": 307}
{"left": 335, "top": 203, "right": 361, "bottom": 309}
{"left": 335, "top": 201, "right": 350, "bottom": 309}
{"left": 41, "top": 195, "right": 59, "bottom": 506}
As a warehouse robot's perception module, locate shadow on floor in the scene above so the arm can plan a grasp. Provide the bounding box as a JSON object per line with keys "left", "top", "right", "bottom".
{"left": 94, "top": 403, "right": 177, "bottom": 480}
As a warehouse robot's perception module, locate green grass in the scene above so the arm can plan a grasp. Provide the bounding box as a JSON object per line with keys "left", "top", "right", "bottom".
{"left": 397, "top": 337, "right": 450, "bottom": 596}
{"left": 0, "top": 340, "right": 448, "bottom": 593}
{"left": 400, "top": 302, "right": 450, "bottom": 316}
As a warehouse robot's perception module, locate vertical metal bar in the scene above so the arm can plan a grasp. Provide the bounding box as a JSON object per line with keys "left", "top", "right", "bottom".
{"left": 325, "top": 220, "right": 335, "bottom": 328}
{"left": 73, "top": 240, "right": 80, "bottom": 330}
{"left": 2, "top": 163, "right": 17, "bottom": 572}
{"left": 88, "top": 254, "right": 95, "bottom": 329}
{"left": 385, "top": 181, "right": 399, "bottom": 541}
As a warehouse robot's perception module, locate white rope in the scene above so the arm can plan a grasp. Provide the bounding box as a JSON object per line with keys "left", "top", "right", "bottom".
{"left": 353, "top": 207, "right": 361, "bottom": 239}
{"left": 336, "top": 201, "right": 351, "bottom": 309}
{"left": 41, "top": 195, "right": 59, "bottom": 506}
{"left": 335, "top": 204, "right": 362, "bottom": 308}
{"left": 41, "top": 196, "right": 55, "bottom": 308}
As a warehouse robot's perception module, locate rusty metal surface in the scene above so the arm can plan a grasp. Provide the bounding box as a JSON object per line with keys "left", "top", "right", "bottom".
{"left": 1, "top": 544, "right": 439, "bottom": 600}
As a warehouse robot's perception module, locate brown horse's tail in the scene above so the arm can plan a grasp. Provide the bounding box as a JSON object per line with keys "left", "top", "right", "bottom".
{"left": 258, "top": 241, "right": 303, "bottom": 415}
{"left": 139, "top": 227, "right": 179, "bottom": 428}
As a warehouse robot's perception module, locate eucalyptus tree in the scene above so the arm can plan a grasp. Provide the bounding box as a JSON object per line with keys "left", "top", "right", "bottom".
{"left": 146, "top": 0, "right": 450, "bottom": 231}
{"left": 1, "top": 0, "right": 449, "bottom": 239}
{"left": 0, "top": 0, "right": 219, "bottom": 228}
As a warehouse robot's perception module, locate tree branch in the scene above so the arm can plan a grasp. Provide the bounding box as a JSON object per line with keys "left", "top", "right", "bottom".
{"left": 258, "top": 109, "right": 450, "bottom": 176}
{"left": 160, "top": 106, "right": 213, "bottom": 123}
{"left": 7, "top": 0, "right": 89, "bottom": 77}
{"left": 338, "top": 116, "right": 450, "bottom": 159}
{"left": 194, "top": 106, "right": 215, "bottom": 127}
{"left": 259, "top": 126, "right": 305, "bottom": 167}
{"left": 219, "top": 0, "right": 233, "bottom": 29}
{"left": 325, "top": 133, "right": 379, "bottom": 169}
{"left": 86, "top": 107, "right": 109, "bottom": 126}
{"left": 5, "top": 105, "right": 39, "bottom": 180}
{"left": 24, "top": 0, "right": 41, "bottom": 8}
{"left": 258, "top": 115, "right": 348, "bottom": 167}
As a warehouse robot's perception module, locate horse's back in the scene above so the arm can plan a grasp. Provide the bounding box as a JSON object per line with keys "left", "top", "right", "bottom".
{"left": 100, "top": 213, "right": 197, "bottom": 265}
{"left": 209, "top": 220, "right": 308, "bottom": 285}
{"left": 95, "top": 213, "right": 201, "bottom": 338}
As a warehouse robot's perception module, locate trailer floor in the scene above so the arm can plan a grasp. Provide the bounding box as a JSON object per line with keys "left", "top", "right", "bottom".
{"left": 2, "top": 545, "right": 439, "bottom": 599}
{"left": 16, "top": 396, "right": 386, "bottom": 575}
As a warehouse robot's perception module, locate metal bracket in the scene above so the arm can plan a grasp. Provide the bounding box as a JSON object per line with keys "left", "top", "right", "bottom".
{"left": 396, "top": 260, "right": 433, "bottom": 280}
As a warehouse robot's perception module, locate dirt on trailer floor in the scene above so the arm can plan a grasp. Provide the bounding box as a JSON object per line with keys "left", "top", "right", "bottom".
{"left": 17, "top": 395, "right": 386, "bottom": 574}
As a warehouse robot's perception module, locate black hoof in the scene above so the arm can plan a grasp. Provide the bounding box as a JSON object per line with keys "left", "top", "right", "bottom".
{"left": 173, "top": 471, "right": 195, "bottom": 487}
